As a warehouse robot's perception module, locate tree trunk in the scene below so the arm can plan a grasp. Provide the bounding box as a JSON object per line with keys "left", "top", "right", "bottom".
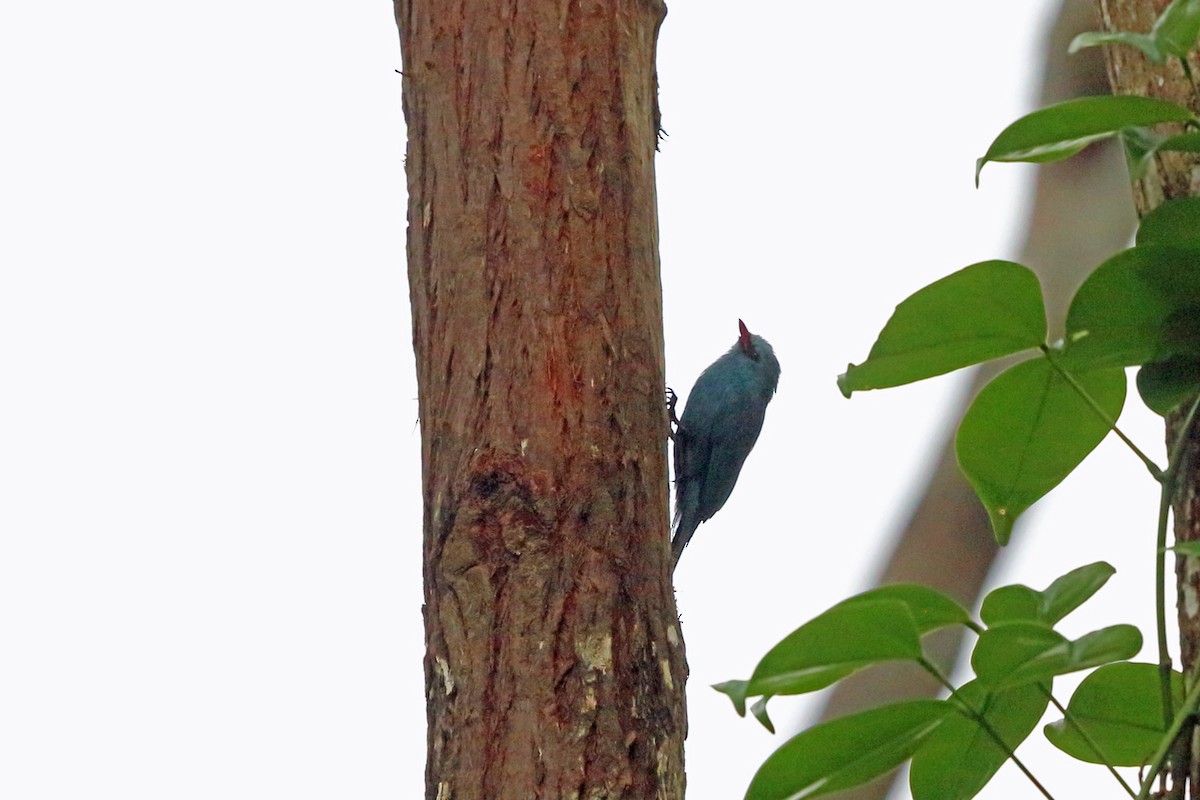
{"left": 1092, "top": 1, "right": 1200, "bottom": 796}
{"left": 393, "top": 1, "right": 686, "bottom": 798}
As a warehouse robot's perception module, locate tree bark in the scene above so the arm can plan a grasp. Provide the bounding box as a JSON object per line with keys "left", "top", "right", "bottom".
{"left": 1092, "top": 1, "right": 1200, "bottom": 796}
{"left": 394, "top": 1, "right": 686, "bottom": 799}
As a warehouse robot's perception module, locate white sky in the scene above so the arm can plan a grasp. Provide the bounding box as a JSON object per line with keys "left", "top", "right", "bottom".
{"left": 2, "top": 1, "right": 1171, "bottom": 798}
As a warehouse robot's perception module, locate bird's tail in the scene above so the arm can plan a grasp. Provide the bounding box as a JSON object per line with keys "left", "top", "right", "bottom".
{"left": 670, "top": 485, "right": 701, "bottom": 570}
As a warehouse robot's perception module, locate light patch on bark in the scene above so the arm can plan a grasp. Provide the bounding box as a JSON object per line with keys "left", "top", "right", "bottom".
{"left": 575, "top": 632, "right": 613, "bottom": 672}
{"left": 1183, "top": 572, "right": 1200, "bottom": 619}
{"left": 574, "top": 686, "right": 599, "bottom": 739}
{"left": 659, "top": 659, "right": 673, "bottom": 691}
{"left": 435, "top": 656, "right": 455, "bottom": 696}
{"left": 655, "top": 743, "right": 671, "bottom": 788}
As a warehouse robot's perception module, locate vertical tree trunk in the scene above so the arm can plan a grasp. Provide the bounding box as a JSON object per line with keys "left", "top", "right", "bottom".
{"left": 1092, "top": 1, "right": 1200, "bottom": 796}
{"left": 394, "top": 1, "right": 686, "bottom": 798}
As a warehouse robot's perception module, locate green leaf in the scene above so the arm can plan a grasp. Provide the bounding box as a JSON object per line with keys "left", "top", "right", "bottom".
{"left": 1122, "top": 126, "right": 1169, "bottom": 181}
{"left": 1039, "top": 561, "right": 1118, "bottom": 625}
{"left": 746, "top": 700, "right": 951, "bottom": 800}
{"left": 839, "top": 584, "right": 972, "bottom": 635}
{"left": 714, "top": 680, "right": 750, "bottom": 717}
{"left": 1138, "top": 357, "right": 1200, "bottom": 415}
{"left": 1159, "top": 131, "right": 1200, "bottom": 152}
{"left": 1153, "top": 0, "right": 1200, "bottom": 60}
{"left": 750, "top": 697, "right": 775, "bottom": 734}
{"left": 1119, "top": 131, "right": 1200, "bottom": 182}
{"left": 1045, "top": 662, "right": 1184, "bottom": 766}
{"left": 838, "top": 261, "right": 1046, "bottom": 397}
{"left": 1123, "top": 131, "right": 1200, "bottom": 183}
{"left": 1068, "top": 625, "right": 1143, "bottom": 671}
{"left": 1137, "top": 197, "right": 1200, "bottom": 247}
{"left": 910, "top": 681, "right": 1048, "bottom": 800}
{"left": 1069, "top": 30, "right": 1163, "bottom": 62}
{"left": 745, "top": 600, "right": 924, "bottom": 700}
{"left": 956, "top": 358, "right": 1126, "bottom": 544}
{"left": 979, "top": 585, "right": 1042, "bottom": 626}
{"left": 1006, "top": 625, "right": 1140, "bottom": 689}
{"left": 980, "top": 562, "right": 1116, "bottom": 627}
{"left": 1070, "top": 0, "right": 1200, "bottom": 64}
{"left": 976, "top": 95, "right": 1195, "bottom": 183}
{"left": 973, "top": 624, "right": 1068, "bottom": 689}
{"left": 1065, "top": 245, "right": 1200, "bottom": 368}
{"left": 1123, "top": 133, "right": 1200, "bottom": 184}
{"left": 1167, "top": 540, "right": 1200, "bottom": 556}
{"left": 732, "top": 586, "right": 968, "bottom": 727}
{"left": 973, "top": 623, "right": 1142, "bottom": 691}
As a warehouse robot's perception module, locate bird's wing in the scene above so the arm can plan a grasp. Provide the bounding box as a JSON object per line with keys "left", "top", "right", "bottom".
{"left": 693, "top": 401, "right": 768, "bottom": 524}
{"left": 672, "top": 419, "right": 709, "bottom": 528}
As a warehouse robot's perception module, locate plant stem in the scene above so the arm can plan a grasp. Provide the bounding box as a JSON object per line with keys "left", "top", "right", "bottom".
{"left": 1040, "top": 687, "right": 1135, "bottom": 798}
{"left": 1039, "top": 347, "right": 1163, "bottom": 481}
{"left": 1150, "top": 394, "right": 1200, "bottom": 799}
{"left": 1179, "top": 56, "right": 1196, "bottom": 89}
{"left": 1156, "top": 476, "right": 1176, "bottom": 728}
{"left": 1165, "top": 394, "right": 1200, "bottom": 485}
{"left": 919, "top": 659, "right": 1056, "bottom": 800}
{"left": 1152, "top": 396, "right": 1200, "bottom": 738}
{"left": 1137, "top": 673, "right": 1200, "bottom": 800}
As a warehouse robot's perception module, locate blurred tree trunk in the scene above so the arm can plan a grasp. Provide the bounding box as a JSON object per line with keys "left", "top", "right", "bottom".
{"left": 1093, "top": 2, "right": 1200, "bottom": 797}
{"left": 393, "top": 1, "right": 686, "bottom": 799}
{"left": 814, "top": 2, "right": 1137, "bottom": 798}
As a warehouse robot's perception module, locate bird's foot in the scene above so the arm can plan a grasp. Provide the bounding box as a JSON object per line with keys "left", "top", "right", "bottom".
{"left": 665, "top": 388, "right": 680, "bottom": 437}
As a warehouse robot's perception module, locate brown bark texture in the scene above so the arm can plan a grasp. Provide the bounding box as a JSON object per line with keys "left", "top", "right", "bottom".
{"left": 394, "top": 0, "right": 685, "bottom": 798}
{"left": 1093, "top": 0, "right": 1200, "bottom": 796}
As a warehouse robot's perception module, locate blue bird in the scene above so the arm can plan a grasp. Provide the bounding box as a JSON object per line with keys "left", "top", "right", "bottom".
{"left": 670, "top": 320, "right": 780, "bottom": 568}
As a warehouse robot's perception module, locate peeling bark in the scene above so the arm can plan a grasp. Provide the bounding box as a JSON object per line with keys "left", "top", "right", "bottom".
{"left": 394, "top": 0, "right": 685, "bottom": 798}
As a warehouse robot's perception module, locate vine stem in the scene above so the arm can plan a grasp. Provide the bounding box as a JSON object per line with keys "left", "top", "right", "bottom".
{"left": 1037, "top": 349, "right": 1187, "bottom": 744}
{"left": 1149, "top": 393, "right": 1200, "bottom": 797}
{"left": 1164, "top": 394, "right": 1200, "bottom": 485}
{"left": 1155, "top": 474, "right": 1175, "bottom": 729}
{"left": 1138, "top": 672, "right": 1200, "bottom": 800}
{"left": 1179, "top": 56, "right": 1196, "bottom": 89}
{"left": 1039, "top": 346, "right": 1163, "bottom": 481}
{"left": 919, "top": 659, "right": 1056, "bottom": 800}
{"left": 1151, "top": 396, "right": 1200, "bottom": 744}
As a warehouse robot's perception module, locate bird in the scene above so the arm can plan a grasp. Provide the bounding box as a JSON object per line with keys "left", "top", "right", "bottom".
{"left": 670, "top": 319, "right": 780, "bottom": 568}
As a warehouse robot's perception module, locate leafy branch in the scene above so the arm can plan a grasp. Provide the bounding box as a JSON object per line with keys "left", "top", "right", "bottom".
{"left": 727, "top": 2, "right": 1200, "bottom": 797}
{"left": 716, "top": 567, "right": 1148, "bottom": 799}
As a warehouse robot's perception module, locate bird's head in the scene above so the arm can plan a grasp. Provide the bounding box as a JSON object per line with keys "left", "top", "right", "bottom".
{"left": 736, "top": 319, "right": 781, "bottom": 395}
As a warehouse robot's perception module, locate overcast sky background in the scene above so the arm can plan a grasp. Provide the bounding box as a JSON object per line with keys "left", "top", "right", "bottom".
{"left": 2, "top": 1, "right": 1170, "bottom": 797}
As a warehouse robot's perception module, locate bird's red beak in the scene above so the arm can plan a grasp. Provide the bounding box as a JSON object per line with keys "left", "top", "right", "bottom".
{"left": 738, "top": 319, "right": 757, "bottom": 358}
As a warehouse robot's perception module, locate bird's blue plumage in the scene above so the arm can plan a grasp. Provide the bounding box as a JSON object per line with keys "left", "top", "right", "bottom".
{"left": 671, "top": 321, "right": 780, "bottom": 567}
